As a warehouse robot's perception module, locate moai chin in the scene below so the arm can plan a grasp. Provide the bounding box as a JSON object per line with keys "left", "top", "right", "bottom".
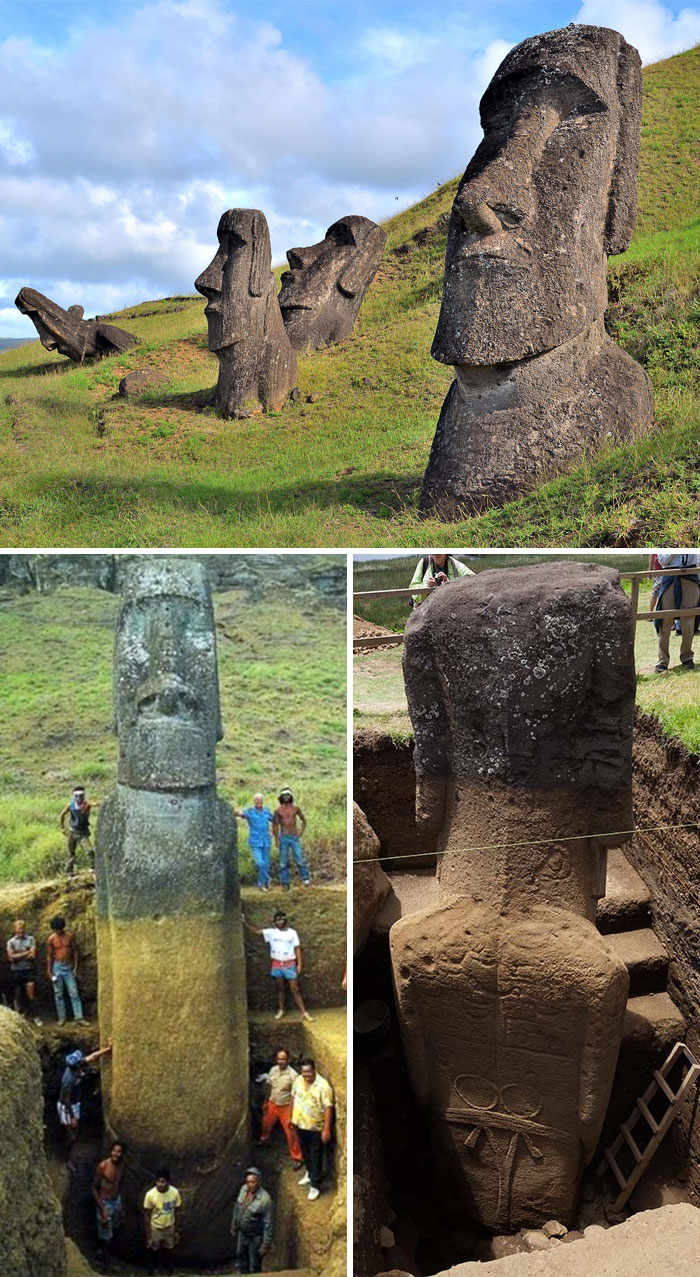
{"left": 420, "top": 25, "right": 653, "bottom": 518}
{"left": 195, "top": 208, "right": 297, "bottom": 417}
{"left": 391, "top": 563, "right": 635, "bottom": 1229}
{"left": 95, "top": 557, "right": 248, "bottom": 1259}
{"left": 278, "top": 215, "right": 386, "bottom": 350}
{"left": 15, "top": 287, "right": 138, "bottom": 362}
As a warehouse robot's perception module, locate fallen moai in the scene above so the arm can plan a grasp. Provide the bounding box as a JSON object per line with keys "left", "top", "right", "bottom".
{"left": 391, "top": 562, "right": 636, "bottom": 1229}
{"left": 95, "top": 557, "right": 248, "bottom": 1260}
{"left": 278, "top": 216, "right": 386, "bottom": 350}
{"left": 0, "top": 1007, "right": 66, "bottom": 1277}
{"left": 15, "top": 287, "right": 138, "bottom": 362}
{"left": 195, "top": 208, "right": 297, "bottom": 416}
{"left": 420, "top": 25, "right": 653, "bottom": 517}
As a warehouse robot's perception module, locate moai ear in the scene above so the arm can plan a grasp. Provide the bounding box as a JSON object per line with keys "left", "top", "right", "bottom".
{"left": 604, "top": 36, "right": 643, "bottom": 255}
{"left": 67, "top": 305, "right": 85, "bottom": 321}
{"left": 337, "top": 226, "right": 385, "bottom": 298}
{"left": 249, "top": 212, "right": 271, "bottom": 297}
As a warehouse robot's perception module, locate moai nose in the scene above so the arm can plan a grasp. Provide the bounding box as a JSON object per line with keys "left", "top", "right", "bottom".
{"left": 456, "top": 198, "right": 503, "bottom": 237}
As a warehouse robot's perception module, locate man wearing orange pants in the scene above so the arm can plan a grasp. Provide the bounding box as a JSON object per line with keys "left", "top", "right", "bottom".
{"left": 258, "top": 1048, "right": 303, "bottom": 1167}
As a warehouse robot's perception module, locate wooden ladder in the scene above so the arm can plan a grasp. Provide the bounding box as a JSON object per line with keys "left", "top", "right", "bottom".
{"left": 597, "top": 1041, "right": 700, "bottom": 1211}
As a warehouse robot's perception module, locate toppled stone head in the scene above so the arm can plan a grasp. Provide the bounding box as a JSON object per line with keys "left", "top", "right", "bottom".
{"left": 114, "top": 557, "right": 222, "bottom": 791}
{"left": 195, "top": 209, "right": 297, "bottom": 415}
{"left": 433, "top": 25, "right": 642, "bottom": 366}
{"left": 15, "top": 287, "right": 138, "bottom": 362}
{"left": 278, "top": 215, "right": 386, "bottom": 350}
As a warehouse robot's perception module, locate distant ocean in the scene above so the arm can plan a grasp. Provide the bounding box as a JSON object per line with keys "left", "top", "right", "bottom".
{"left": 0, "top": 337, "right": 37, "bottom": 352}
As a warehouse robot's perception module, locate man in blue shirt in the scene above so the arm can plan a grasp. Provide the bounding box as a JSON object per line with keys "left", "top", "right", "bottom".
{"left": 236, "top": 794, "right": 274, "bottom": 890}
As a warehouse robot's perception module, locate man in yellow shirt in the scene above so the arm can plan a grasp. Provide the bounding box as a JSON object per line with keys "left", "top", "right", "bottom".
{"left": 290, "top": 1058, "right": 334, "bottom": 1201}
{"left": 143, "top": 1167, "right": 182, "bottom": 1274}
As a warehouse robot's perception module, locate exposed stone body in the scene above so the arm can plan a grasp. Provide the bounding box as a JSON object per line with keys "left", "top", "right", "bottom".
{"left": 353, "top": 802, "right": 391, "bottom": 955}
{"left": 391, "top": 563, "right": 635, "bottom": 1228}
{"left": 421, "top": 25, "right": 652, "bottom": 516}
{"left": 278, "top": 216, "right": 386, "bottom": 350}
{"left": 195, "top": 209, "right": 297, "bottom": 416}
{"left": 0, "top": 1007, "right": 66, "bottom": 1277}
{"left": 95, "top": 558, "right": 248, "bottom": 1261}
{"left": 15, "top": 288, "right": 137, "bottom": 362}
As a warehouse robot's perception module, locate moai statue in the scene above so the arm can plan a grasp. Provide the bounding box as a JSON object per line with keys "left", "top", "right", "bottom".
{"left": 278, "top": 216, "right": 386, "bottom": 350}
{"left": 15, "top": 287, "right": 138, "bottom": 361}
{"left": 391, "top": 562, "right": 635, "bottom": 1229}
{"left": 195, "top": 209, "right": 297, "bottom": 417}
{"left": 420, "top": 26, "right": 653, "bottom": 517}
{"left": 95, "top": 557, "right": 248, "bottom": 1258}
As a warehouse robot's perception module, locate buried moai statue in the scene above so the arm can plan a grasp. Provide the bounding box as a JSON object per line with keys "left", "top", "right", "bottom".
{"left": 420, "top": 26, "right": 654, "bottom": 517}
{"left": 15, "top": 287, "right": 138, "bottom": 362}
{"left": 95, "top": 558, "right": 248, "bottom": 1259}
{"left": 390, "top": 563, "right": 636, "bottom": 1229}
{"left": 195, "top": 208, "right": 297, "bottom": 417}
{"left": 278, "top": 215, "right": 387, "bottom": 350}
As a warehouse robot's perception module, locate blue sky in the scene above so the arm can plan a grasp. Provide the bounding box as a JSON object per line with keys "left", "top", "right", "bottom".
{"left": 1, "top": 0, "right": 699, "bottom": 336}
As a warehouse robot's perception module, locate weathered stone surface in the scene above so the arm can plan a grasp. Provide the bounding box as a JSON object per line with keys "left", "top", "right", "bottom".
{"left": 279, "top": 215, "right": 386, "bottom": 350}
{"left": 0, "top": 1007, "right": 66, "bottom": 1277}
{"left": 118, "top": 368, "right": 168, "bottom": 397}
{"left": 354, "top": 802, "right": 391, "bottom": 955}
{"left": 15, "top": 287, "right": 137, "bottom": 362}
{"left": 391, "top": 564, "right": 635, "bottom": 1230}
{"left": 542, "top": 1220, "right": 567, "bottom": 1239}
{"left": 95, "top": 557, "right": 248, "bottom": 1262}
{"left": 195, "top": 208, "right": 297, "bottom": 416}
{"left": 428, "top": 1204, "right": 700, "bottom": 1274}
{"left": 421, "top": 25, "right": 653, "bottom": 516}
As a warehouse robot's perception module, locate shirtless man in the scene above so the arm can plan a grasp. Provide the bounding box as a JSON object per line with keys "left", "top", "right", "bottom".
{"left": 272, "top": 788, "right": 311, "bottom": 889}
{"left": 46, "top": 915, "right": 89, "bottom": 1026}
{"left": 93, "top": 1141, "right": 126, "bottom": 1270}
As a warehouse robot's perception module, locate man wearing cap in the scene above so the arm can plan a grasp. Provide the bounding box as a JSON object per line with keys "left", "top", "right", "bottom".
{"left": 235, "top": 793, "right": 274, "bottom": 890}
{"left": 231, "top": 1167, "right": 273, "bottom": 1274}
{"left": 242, "top": 908, "right": 313, "bottom": 1022}
{"left": 273, "top": 788, "right": 311, "bottom": 889}
{"left": 59, "top": 785, "right": 96, "bottom": 876}
{"left": 58, "top": 1039, "right": 112, "bottom": 1163}
{"left": 6, "top": 918, "right": 41, "bottom": 1024}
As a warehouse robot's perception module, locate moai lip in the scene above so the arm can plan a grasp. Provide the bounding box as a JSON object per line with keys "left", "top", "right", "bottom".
{"left": 278, "top": 215, "right": 386, "bottom": 351}
{"left": 15, "top": 287, "right": 138, "bottom": 362}
{"left": 420, "top": 25, "right": 654, "bottom": 518}
{"left": 195, "top": 208, "right": 297, "bottom": 417}
{"left": 392, "top": 562, "right": 636, "bottom": 1229}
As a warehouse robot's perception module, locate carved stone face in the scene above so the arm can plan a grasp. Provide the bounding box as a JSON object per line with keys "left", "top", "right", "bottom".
{"left": 15, "top": 287, "right": 92, "bottom": 358}
{"left": 115, "top": 559, "right": 221, "bottom": 790}
{"left": 195, "top": 209, "right": 271, "bottom": 350}
{"left": 432, "top": 26, "right": 642, "bottom": 366}
{"left": 278, "top": 215, "right": 386, "bottom": 349}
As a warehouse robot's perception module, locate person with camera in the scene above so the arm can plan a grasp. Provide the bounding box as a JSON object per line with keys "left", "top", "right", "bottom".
{"left": 409, "top": 553, "right": 473, "bottom": 607}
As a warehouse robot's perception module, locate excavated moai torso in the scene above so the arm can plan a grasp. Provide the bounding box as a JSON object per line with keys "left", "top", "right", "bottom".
{"left": 420, "top": 25, "right": 653, "bottom": 517}
{"left": 15, "top": 287, "right": 138, "bottom": 362}
{"left": 278, "top": 216, "right": 386, "bottom": 350}
{"left": 95, "top": 558, "right": 248, "bottom": 1258}
{"left": 195, "top": 208, "right": 297, "bottom": 417}
{"left": 391, "top": 563, "right": 635, "bottom": 1229}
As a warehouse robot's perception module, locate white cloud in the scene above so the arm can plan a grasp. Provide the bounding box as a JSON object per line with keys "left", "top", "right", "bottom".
{"left": 575, "top": 0, "right": 700, "bottom": 63}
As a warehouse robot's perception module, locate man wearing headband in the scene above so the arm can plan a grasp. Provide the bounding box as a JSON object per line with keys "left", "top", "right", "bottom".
{"left": 243, "top": 908, "right": 313, "bottom": 1022}
{"left": 273, "top": 788, "right": 311, "bottom": 889}
{"left": 59, "top": 785, "right": 96, "bottom": 877}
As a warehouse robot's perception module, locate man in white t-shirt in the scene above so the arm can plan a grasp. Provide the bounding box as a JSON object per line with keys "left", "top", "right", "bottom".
{"left": 243, "top": 909, "right": 313, "bottom": 1022}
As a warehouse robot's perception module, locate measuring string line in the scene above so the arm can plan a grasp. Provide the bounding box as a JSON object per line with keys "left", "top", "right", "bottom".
{"left": 351, "top": 821, "right": 700, "bottom": 864}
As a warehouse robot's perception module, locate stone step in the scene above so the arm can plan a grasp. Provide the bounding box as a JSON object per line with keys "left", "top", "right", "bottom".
{"left": 623, "top": 992, "right": 687, "bottom": 1049}
{"left": 597, "top": 848, "right": 652, "bottom": 934}
{"left": 602, "top": 993, "right": 689, "bottom": 1147}
{"left": 606, "top": 928, "right": 670, "bottom": 996}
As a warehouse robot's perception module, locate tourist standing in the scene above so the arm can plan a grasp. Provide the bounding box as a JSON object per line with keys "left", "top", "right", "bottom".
{"left": 6, "top": 918, "right": 41, "bottom": 1024}
{"left": 242, "top": 909, "right": 313, "bottom": 1022}
{"left": 46, "top": 914, "right": 89, "bottom": 1026}
{"left": 92, "top": 1141, "right": 126, "bottom": 1271}
{"left": 291, "top": 1058, "right": 334, "bottom": 1201}
{"left": 143, "top": 1167, "right": 182, "bottom": 1276}
{"left": 655, "top": 552, "right": 700, "bottom": 672}
{"left": 231, "top": 1167, "right": 273, "bottom": 1274}
{"left": 258, "top": 1047, "right": 303, "bottom": 1165}
{"left": 273, "top": 788, "right": 311, "bottom": 888}
{"left": 236, "top": 793, "right": 274, "bottom": 890}
{"left": 409, "top": 553, "right": 473, "bottom": 607}
{"left": 59, "top": 786, "right": 95, "bottom": 876}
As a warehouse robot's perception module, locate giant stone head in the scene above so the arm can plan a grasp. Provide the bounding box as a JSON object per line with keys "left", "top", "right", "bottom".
{"left": 195, "top": 209, "right": 272, "bottom": 351}
{"left": 432, "top": 26, "right": 642, "bottom": 367}
{"left": 278, "top": 215, "right": 386, "bottom": 350}
{"left": 115, "top": 558, "right": 222, "bottom": 791}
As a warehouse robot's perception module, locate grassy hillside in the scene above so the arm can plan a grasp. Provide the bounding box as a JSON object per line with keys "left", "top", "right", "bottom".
{"left": 1, "top": 50, "right": 700, "bottom": 547}
{"left": 0, "top": 582, "right": 346, "bottom": 883}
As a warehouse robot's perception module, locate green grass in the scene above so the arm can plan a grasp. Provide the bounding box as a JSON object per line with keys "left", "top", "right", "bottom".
{"left": 0, "top": 583, "right": 346, "bottom": 883}
{"left": 1, "top": 53, "right": 700, "bottom": 546}
{"left": 354, "top": 562, "right": 700, "bottom": 754}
